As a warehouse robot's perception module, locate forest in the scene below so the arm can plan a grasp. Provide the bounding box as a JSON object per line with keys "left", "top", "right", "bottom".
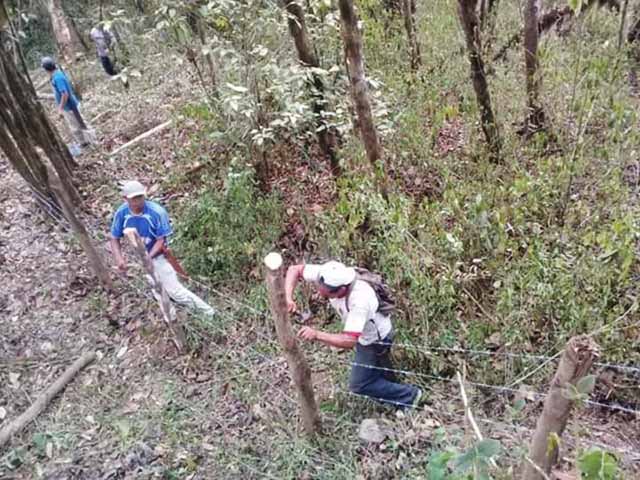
{"left": 0, "top": 0, "right": 639, "bottom": 478}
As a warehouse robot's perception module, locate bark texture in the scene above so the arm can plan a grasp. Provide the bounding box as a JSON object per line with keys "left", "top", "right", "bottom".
{"left": 523, "top": 0, "right": 547, "bottom": 134}
{"left": 522, "top": 336, "right": 600, "bottom": 479}
{"left": 264, "top": 253, "right": 321, "bottom": 436}
{"left": 457, "top": 0, "right": 501, "bottom": 156}
{"left": 0, "top": 42, "right": 80, "bottom": 211}
{"left": 282, "top": 0, "right": 339, "bottom": 173}
{"left": 46, "top": 0, "right": 87, "bottom": 62}
{"left": 401, "top": 0, "right": 422, "bottom": 72}
{"left": 338, "top": 0, "right": 384, "bottom": 175}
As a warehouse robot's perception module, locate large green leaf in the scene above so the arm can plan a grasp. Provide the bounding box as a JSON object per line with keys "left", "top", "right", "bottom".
{"left": 578, "top": 449, "right": 620, "bottom": 480}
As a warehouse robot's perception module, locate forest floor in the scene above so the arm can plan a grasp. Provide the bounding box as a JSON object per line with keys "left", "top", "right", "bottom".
{"left": 1, "top": 51, "right": 639, "bottom": 479}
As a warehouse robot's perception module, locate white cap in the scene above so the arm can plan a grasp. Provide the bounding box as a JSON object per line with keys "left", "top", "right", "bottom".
{"left": 121, "top": 180, "right": 146, "bottom": 199}
{"left": 319, "top": 261, "right": 356, "bottom": 288}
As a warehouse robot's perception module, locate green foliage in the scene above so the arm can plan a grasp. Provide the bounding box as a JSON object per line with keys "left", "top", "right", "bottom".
{"left": 175, "top": 167, "right": 283, "bottom": 282}
{"left": 578, "top": 449, "right": 621, "bottom": 480}
{"left": 427, "top": 439, "right": 502, "bottom": 480}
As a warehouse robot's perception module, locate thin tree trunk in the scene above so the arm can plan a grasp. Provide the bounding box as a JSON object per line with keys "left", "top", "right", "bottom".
{"left": 67, "top": 14, "right": 89, "bottom": 52}
{"left": 0, "top": 41, "right": 81, "bottom": 207}
{"left": 522, "top": 336, "right": 599, "bottom": 479}
{"left": 264, "top": 252, "right": 321, "bottom": 437}
{"left": 401, "top": 0, "right": 422, "bottom": 73}
{"left": 281, "top": 0, "right": 339, "bottom": 174}
{"left": 618, "top": 0, "right": 630, "bottom": 50}
{"left": 523, "top": 0, "right": 547, "bottom": 134}
{"left": 48, "top": 167, "right": 113, "bottom": 291}
{"left": 0, "top": 0, "right": 34, "bottom": 92}
{"left": 457, "top": 0, "right": 501, "bottom": 157}
{"left": 483, "top": 0, "right": 500, "bottom": 55}
{"left": 337, "top": 0, "right": 387, "bottom": 190}
{"left": 629, "top": 5, "right": 640, "bottom": 95}
{"left": 196, "top": 16, "right": 217, "bottom": 92}
{"left": 134, "top": 0, "right": 145, "bottom": 15}
{"left": 46, "top": 0, "right": 86, "bottom": 62}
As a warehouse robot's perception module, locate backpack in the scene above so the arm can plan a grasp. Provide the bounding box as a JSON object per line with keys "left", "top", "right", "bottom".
{"left": 353, "top": 267, "right": 396, "bottom": 316}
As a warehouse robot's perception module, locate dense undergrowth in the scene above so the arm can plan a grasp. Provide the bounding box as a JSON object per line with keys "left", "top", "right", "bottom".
{"left": 2, "top": 0, "right": 639, "bottom": 478}
{"left": 172, "top": 0, "right": 640, "bottom": 378}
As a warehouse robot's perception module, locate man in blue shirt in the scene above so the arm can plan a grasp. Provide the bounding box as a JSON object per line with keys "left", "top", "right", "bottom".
{"left": 110, "top": 181, "right": 216, "bottom": 316}
{"left": 41, "top": 56, "right": 94, "bottom": 147}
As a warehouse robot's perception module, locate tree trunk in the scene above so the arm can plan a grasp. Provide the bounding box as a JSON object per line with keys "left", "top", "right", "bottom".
{"left": 281, "top": 0, "right": 339, "bottom": 174}
{"left": 618, "top": 0, "right": 630, "bottom": 50}
{"left": 629, "top": 5, "right": 640, "bottom": 95}
{"left": 457, "top": 0, "right": 501, "bottom": 157}
{"left": 337, "top": 0, "right": 386, "bottom": 187}
{"left": 522, "top": 336, "right": 599, "bottom": 479}
{"left": 48, "top": 167, "right": 113, "bottom": 291}
{"left": 134, "top": 0, "right": 145, "bottom": 15}
{"left": 523, "top": 0, "right": 547, "bottom": 134}
{"left": 46, "top": 0, "right": 86, "bottom": 62}
{"left": 0, "top": 40, "right": 81, "bottom": 209}
{"left": 0, "top": 0, "right": 34, "bottom": 92}
{"left": 264, "top": 252, "right": 321, "bottom": 437}
{"left": 401, "top": 0, "right": 422, "bottom": 73}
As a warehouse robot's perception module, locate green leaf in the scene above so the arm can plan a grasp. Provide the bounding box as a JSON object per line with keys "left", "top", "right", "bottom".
{"left": 576, "top": 375, "right": 597, "bottom": 395}
{"left": 513, "top": 398, "right": 526, "bottom": 413}
{"left": 547, "top": 432, "right": 561, "bottom": 457}
{"left": 427, "top": 450, "right": 456, "bottom": 480}
{"left": 453, "top": 447, "right": 477, "bottom": 472}
{"left": 32, "top": 432, "right": 48, "bottom": 454}
{"left": 561, "top": 385, "right": 581, "bottom": 401}
{"left": 568, "top": 0, "right": 583, "bottom": 14}
{"left": 476, "top": 439, "right": 502, "bottom": 458}
{"left": 578, "top": 448, "right": 619, "bottom": 480}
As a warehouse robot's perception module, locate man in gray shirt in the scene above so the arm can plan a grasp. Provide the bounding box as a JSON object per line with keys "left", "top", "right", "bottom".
{"left": 90, "top": 24, "right": 116, "bottom": 76}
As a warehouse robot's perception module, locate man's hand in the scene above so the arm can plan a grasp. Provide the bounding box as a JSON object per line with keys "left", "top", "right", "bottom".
{"left": 287, "top": 299, "right": 297, "bottom": 313}
{"left": 58, "top": 108, "right": 65, "bottom": 117}
{"left": 116, "top": 258, "right": 128, "bottom": 273}
{"left": 297, "top": 326, "right": 317, "bottom": 342}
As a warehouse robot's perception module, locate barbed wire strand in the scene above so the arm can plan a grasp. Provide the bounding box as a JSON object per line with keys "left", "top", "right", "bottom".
{"left": 342, "top": 360, "right": 640, "bottom": 416}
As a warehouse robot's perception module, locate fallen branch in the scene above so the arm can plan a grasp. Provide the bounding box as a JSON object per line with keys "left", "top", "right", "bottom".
{"left": 35, "top": 77, "right": 50, "bottom": 91}
{"left": 91, "top": 109, "right": 114, "bottom": 124}
{"left": 109, "top": 120, "right": 172, "bottom": 156}
{"left": 37, "top": 93, "right": 55, "bottom": 100}
{"left": 0, "top": 351, "right": 96, "bottom": 449}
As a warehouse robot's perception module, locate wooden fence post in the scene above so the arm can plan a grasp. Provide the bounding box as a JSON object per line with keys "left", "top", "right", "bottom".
{"left": 47, "top": 167, "right": 113, "bottom": 291}
{"left": 264, "top": 252, "right": 321, "bottom": 437}
{"left": 124, "top": 228, "right": 186, "bottom": 353}
{"left": 522, "top": 335, "right": 600, "bottom": 480}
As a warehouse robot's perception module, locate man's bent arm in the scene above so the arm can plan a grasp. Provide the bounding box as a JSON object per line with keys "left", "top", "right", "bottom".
{"left": 315, "top": 331, "right": 357, "bottom": 350}
{"left": 285, "top": 264, "right": 305, "bottom": 304}
{"left": 58, "top": 92, "right": 69, "bottom": 111}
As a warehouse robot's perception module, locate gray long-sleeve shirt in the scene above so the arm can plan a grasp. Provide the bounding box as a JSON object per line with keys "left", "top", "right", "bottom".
{"left": 90, "top": 28, "right": 112, "bottom": 57}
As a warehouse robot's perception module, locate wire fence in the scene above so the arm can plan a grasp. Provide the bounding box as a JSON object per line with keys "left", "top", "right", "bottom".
{"left": 4, "top": 182, "right": 640, "bottom": 470}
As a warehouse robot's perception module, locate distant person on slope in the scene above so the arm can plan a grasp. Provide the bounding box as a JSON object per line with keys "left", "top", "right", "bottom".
{"left": 90, "top": 24, "right": 117, "bottom": 76}
{"left": 110, "top": 181, "right": 216, "bottom": 317}
{"left": 41, "top": 56, "right": 94, "bottom": 148}
{"left": 285, "top": 261, "right": 422, "bottom": 409}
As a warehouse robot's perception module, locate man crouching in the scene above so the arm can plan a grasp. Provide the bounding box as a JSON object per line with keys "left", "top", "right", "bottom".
{"left": 285, "top": 261, "right": 422, "bottom": 409}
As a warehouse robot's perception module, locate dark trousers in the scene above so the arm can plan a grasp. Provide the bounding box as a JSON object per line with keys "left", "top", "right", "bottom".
{"left": 349, "top": 335, "right": 420, "bottom": 408}
{"left": 100, "top": 55, "right": 117, "bottom": 76}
